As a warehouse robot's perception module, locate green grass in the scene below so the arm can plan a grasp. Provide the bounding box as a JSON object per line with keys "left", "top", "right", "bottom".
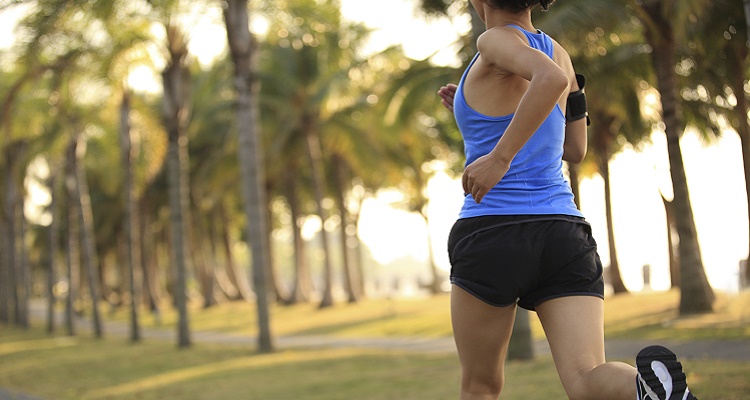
{"left": 3, "top": 290, "right": 748, "bottom": 399}
{"left": 601, "top": 290, "right": 750, "bottom": 340}
{"left": 1, "top": 326, "right": 749, "bottom": 400}
{"left": 104, "top": 289, "right": 750, "bottom": 341}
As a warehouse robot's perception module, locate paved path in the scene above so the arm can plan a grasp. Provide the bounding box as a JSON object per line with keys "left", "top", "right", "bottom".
{"left": 3, "top": 301, "right": 749, "bottom": 400}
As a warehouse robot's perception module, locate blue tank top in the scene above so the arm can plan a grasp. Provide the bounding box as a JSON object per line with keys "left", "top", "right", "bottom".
{"left": 454, "top": 25, "right": 582, "bottom": 219}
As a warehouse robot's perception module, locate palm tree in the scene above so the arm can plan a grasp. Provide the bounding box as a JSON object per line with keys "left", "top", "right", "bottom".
{"left": 378, "top": 57, "right": 456, "bottom": 294}
{"left": 2, "top": 141, "right": 26, "bottom": 326}
{"left": 223, "top": 0, "right": 274, "bottom": 352}
{"left": 258, "top": 0, "right": 380, "bottom": 308}
{"left": 627, "top": 0, "right": 715, "bottom": 313}
{"left": 46, "top": 164, "right": 60, "bottom": 333}
{"left": 681, "top": 0, "right": 750, "bottom": 286}
{"left": 64, "top": 147, "right": 80, "bottom": 336}
{"left": 119, "top": 89, "right": 141, "bottom": 341}
{"left": 534, "top": 0, "right": 644, "bottom": 295}
{"left": 160, "top": 21, "right": 193, "bottom": 348}
{"left": 2, "top": 1, "right": 114, "bottom": 333}
{"left": 556, "top": 15, "right": 653, "bottom": 294}
{"left": 71, "top": 128, "right": 105, "bottom": 337}
{"left": 93, "top": 0, "right": 157, "bottom": 343}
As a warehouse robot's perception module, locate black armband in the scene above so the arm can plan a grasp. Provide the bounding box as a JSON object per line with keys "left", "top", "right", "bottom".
{"left": 566, "top": 73, "right": 590, "bottom": 126}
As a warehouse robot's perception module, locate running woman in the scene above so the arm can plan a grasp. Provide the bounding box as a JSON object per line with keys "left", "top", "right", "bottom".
{"left": 438, "top": 1, "right": 698, "bottom": 399}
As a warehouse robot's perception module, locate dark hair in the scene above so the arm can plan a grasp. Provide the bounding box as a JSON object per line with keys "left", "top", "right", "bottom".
{"left": 486, "top": 0, "right": 556, "bottom": 12}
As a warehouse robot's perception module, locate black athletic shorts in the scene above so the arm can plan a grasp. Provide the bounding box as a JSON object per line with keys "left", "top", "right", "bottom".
{"left": 448, "top": 214, "right": 604, "bottom": 311}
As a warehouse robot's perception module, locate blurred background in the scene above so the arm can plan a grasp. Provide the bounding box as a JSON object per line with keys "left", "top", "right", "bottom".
{"left": 0, "top": 0, "right": 747, "bottom": 351}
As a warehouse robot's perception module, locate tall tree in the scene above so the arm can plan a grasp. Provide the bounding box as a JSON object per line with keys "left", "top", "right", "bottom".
{"left": 258, "top": 0, "right": 382, "bottom": 308}
{"left": 119, "top": 89, "right": 141, "bottom": 342}
{"left": 627, "top": 0, "right": 715, "bottom": 313}
{"left": 223, "top": 0, "right": 274, "bottom": 353}
{"left": 1, "top": 142, "right": 22, "bottom": 325}
{"left": 67, "top": 130, "right": 104, "bottom": 337}
{"left": 46, "top": 165, "right": 60, "bottom": 333}
{"left": 535, "top": 0, "right": 653, "bottom": 296}
{"left": 64, "top": 142, "right": 80, "bottom": 336}
{"left": 160, "top": 22, "right": 193, "bottom": 348}
{"left": 681, "top": 0, "right": 750, "bottom": 286}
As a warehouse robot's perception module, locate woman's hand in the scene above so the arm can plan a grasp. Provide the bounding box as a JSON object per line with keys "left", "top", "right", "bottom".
{"left": 462, "top": 153, "right": 511, "bottom": 203}
{"left": 438, "top": 84, "right": 458, "bottom": 113}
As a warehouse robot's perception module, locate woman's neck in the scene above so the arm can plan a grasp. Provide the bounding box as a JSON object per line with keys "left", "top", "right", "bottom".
{"left": 482, "top": 6, "right": 534, "bottom": 32}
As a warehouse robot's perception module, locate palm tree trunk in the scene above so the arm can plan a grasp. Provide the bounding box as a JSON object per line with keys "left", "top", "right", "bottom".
{"left": 71, "top": 134, "right": 104, "bottom": 337}
{"left": 508, "top": 309, "right": 534, "bottom": 360}
{"left": 218, "top": 202, "right": 254, "bottom": 301}
{"left": 206, "top": 208, "right": 239, "bottom": 301}
{"left": 223, "top": 0, "right": 274, "bottom": 352}
{"left": 727, "top": 54, "right": 750, "bottom": 286}
{"left": 333, "top": 156, "right": 359, "bottom": 303}
{"left": 419, "top": 209, "right": 443, "bottom": 295}
{"left": 17, "top": 195, "right": 30, "bottom": 329}
{"left": 18, "top": 195, "right": 30, "bottom": 328}
{"left": 162, "top": 24, "right": 193, "bottom": 348}
{"left": 194, "top": 221, "right": 219, "bottom": 308}
{"left": 165, "top": 127, "right": 191, "bottom": 346}
{"left": 285, "top": 171, "right": 311, "bottom": 304}
{"left": 596, "top": 148, "right": 628, "bottom": 294}
{"left": 139, "top": 196, "right": 160, "bottom": 316}
{"left": 591, "top": 117, "right": 628, "bottom": 294}
{"left": 2, "top": 146, "right": 18, "bottom": 324}
{"left": 65, "top": 144, "right": 80, "bottom": 336}
{"left": 601, "top": 163, "right": 630, "bottom": 293}
{"left": 660, "top": 195, "right": 680, "bottom": 288}
{"left": 120, "top": 90, "right": 141, "bottom": 342}
{"left": 47, "top": 170, "right": 59, "bottom": 333}
{"left": 643, "top": 4, "right": 714, "bottom": 312}
{"left": 351, "top": 194, "right": 367, "bottom": 297}
{"left": 265, "top": 204, "right": 287, "bottom": 304}
{"left": 0, "top": 209, "right": 8, "bottom": 323}
{"left": 567, "top": 163, "right": 581, "bottom": 210}
{"left": 305, "top": 127, "right": 335, "bottom": 308}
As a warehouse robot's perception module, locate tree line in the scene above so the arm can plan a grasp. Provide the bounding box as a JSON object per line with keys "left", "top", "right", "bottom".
{"left": 0, "top": 0, "right": 746, "bottom": 355}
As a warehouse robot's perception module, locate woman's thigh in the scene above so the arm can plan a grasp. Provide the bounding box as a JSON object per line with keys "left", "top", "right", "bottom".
{"left": 451, "top": 285, "right": 516, "bottom": 383}
{"left": 536, "top": 296, "right": 606, "bottom": 388}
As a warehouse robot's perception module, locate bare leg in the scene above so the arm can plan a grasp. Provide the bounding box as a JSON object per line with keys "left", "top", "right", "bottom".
{"left": 451, "top": 285, "right": 516, "bottom": 400}
{"left": 536, "top": 296, "right": 636, "bottom": 400}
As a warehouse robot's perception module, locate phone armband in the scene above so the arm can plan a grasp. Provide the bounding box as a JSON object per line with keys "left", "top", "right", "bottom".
{"left": 566, "top": 73, "right": 590, "bottom": 126}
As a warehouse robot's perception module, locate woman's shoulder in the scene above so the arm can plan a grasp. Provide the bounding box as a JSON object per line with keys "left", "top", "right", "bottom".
{"left": 476, "top": 26, "right": 531, "bottom": 60}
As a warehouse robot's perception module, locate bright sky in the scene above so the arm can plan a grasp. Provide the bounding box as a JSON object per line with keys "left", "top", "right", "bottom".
{"left": 340, "top": 0, "right": 468, "bottom": 65}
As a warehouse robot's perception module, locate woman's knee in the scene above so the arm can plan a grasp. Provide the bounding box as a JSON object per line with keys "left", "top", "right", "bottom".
{"left": 461, "top": 370, "right": 504, "bottom": 398}
{"left": 561, "top": 362, "right": 636, "bottom": 400}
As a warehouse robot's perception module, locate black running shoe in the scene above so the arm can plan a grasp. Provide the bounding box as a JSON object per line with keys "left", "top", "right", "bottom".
{"left": 636, "top": 345, "right": 698, "bottom": 400}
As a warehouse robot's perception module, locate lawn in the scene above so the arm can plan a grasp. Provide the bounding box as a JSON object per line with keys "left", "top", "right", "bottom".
{"left": 103, "top": 288, "right": 750, "bottom": 341}
{"left": 1, "top": 327, "right": 749, "bottom": 400}
{"left": 1, "top": 290, "right": 748, "bottom": 399}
